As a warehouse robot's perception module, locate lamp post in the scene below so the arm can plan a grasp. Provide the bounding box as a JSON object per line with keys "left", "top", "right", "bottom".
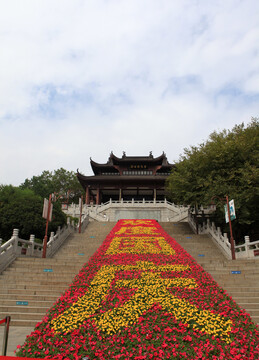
{"left": 211, "top": 195, "right": 236, "bottom": 260}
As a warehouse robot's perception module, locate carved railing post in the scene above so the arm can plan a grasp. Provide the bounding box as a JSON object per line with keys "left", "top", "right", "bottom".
{"left": 12, "top": 229, "right": 19, "bottom": 253}
{"left": 245, "top": 235, "right": 250, "bottom": 257}
{"left": 29, "top": 235, "right": 35, "bottom": 256}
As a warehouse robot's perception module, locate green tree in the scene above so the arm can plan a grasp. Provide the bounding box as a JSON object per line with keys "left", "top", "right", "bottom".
{"left": 166, "top": 119, "right": 259, "bottom": 241}
{"left": 20, "top": 168, "right": 83, "bottom": 203}
{"left": 0, "top": 185, "right": 66, "bottom": 242}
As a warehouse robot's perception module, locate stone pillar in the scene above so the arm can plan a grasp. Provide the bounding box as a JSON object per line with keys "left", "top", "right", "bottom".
{"left": 85, "top": 186, "right": 90, "bottom": 205}
{"left": 119, "top": 188, "right": 122, "bottom": 201}
{"left": 153, "top": 188, "right": 157, "bottom": 202}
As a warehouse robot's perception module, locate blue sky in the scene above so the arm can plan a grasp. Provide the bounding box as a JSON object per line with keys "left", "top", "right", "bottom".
{"left": 0, "top": 0, "right": 258, "bottom": 185}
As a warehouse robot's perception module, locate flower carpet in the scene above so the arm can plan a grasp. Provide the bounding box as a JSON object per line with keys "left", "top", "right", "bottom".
{"left": 16, "top": 220, "right": 259, "bottom": 359}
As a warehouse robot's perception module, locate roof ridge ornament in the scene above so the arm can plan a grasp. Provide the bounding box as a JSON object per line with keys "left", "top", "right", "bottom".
{"left": 149, "top": 151, "right": 153, "bottom": 158}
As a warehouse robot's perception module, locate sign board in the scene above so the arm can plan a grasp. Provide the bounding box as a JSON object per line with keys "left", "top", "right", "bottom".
{"left": 44, "top": 269, "right": 53, "bottom": 272}
{"left": 42, "top": 198, "right": 53, "bottom": 221}
{"left": 231, "top": 270, "right": 241, "bottom": 274}
{"left": 78, "top": 253, "right": 84, "bottom": 256}
{"left": 16, "top": 301, "right": 28, "bottom": 306}
{"left": 62, "top": 203, "right": 68, "bottom": 210}
{"left": 225, "top": 199, "right": 236, "bottom": 223}
{"left": 254, "top": 250, "right": 259, "bottom": 256}
{"left": 198, "top": 254, "right": 205, "bottom": 257}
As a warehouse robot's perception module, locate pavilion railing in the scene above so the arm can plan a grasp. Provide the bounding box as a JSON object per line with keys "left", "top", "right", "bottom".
{"left": 65, "top": 199, "right": 189, "bottom": 222}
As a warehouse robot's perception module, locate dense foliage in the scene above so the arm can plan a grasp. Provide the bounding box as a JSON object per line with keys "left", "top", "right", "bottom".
{"left": 166, "top": 119, "right": 259, "bottom": 241}
{"left": 16, "top": 220, "right": 259, "bottom": 359}
{"left": 0, "top": 185, "right": 66, "bottom": 242}
{"left": 20, "top": 168, "right": 83, "bottom": 204}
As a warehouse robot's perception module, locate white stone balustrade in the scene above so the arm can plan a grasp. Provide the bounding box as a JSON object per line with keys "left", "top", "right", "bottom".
{"left": 188, "top": 212, "right": 259, "bottom": 260}
{"left": 0, "top": 215, "right": 89, "bottom": 273}
{"left": 64, "top": 199, "right": 189, "bottom": 222}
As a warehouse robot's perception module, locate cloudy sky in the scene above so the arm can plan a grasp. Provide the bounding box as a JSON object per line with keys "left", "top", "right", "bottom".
{"left": 0, "top": 0, "right": 258, "bottom": 185}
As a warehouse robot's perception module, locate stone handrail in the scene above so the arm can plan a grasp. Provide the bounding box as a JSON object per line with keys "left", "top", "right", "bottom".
{"left": 0, "top": 215, "right": 89, "bottom": 273}
{"left": 188, "top": 212, "right": 259, "bottom": 260}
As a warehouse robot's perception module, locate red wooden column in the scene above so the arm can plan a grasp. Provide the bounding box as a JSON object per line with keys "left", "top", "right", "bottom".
{"left": 96, "top": 188, "right": 100, "bottom": 205}
{"left": 85, "top": 186, "right": 90, "bottom": 205}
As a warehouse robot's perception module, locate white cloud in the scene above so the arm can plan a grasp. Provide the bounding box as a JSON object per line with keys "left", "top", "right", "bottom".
{"left": 0, "top": 0, "right": 258, "bottom": 185}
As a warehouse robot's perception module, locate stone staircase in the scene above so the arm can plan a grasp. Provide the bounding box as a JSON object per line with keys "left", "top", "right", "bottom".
{"left": 1, "top": 220, "right": 258, "bottom": 328}
{"left": 0, "top": 222, "right": 116, "bottom": 327}
{"left": 160, "top": 222, "right": 259, "bottom": 325}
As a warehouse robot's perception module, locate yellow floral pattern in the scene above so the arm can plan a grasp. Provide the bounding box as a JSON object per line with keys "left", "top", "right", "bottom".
{"left": 106, "top": 236, "right": 175, "bottom": 255}
{"left": 51, "top": 261, "right": 232, "bottom": 342}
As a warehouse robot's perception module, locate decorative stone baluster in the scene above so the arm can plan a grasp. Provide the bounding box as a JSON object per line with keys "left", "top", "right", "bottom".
{"left": 12, "top": 229, "right": 19, "bottom": 253}
{"left": 29, "top": 235, "right": 35, "bottom": 256}
{"left": 217, "top": 227, "right": 221, "bottom": 240}
{"left": 245, "top": 235, "right": 250, "bottom": 257}
{"left": 223, "top": 233, "right": 228, "bottom": 244}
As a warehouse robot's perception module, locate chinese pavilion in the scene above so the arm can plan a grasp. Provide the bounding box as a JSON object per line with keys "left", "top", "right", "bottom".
{"left": 77, "top": 152, "right": 174, "bottom": 204}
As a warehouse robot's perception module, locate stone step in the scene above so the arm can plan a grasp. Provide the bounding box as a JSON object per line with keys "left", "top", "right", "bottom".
{"left": 0, "top": 311, "right": 44, "bottom": 321}
{"left": 8, "top": 319, "right": 40, "bottom": 327}
{"left": 0, "top": 298, "right": 56, "bottom": 307}
{"left": 242, "top": 309, "right": 259, "bottom": 316}
{"left": 0, "top": 267, "right": 78, "bottom": 282}
{"left": 227, "top": 290, "right": 259, "bottom": 297}
{"left": 0, "top": 280, "right": 72, "bottom": 287}
{"left": 11, "top": 259, "right": 86, "bottom": 266}
{"left": 0, "top": 293, "right": 58, "bottom": 302}
{"left": 0, "top": 305, "right": 49, "bottom": 314}
{"left": 4, "top": 288, "right": 64, "bottom": 296}
{"left": 235, "top": 297, "right": 259, "bottom": 303}
{"left": 251, "top": 316, "right": 259, "bottom": 325}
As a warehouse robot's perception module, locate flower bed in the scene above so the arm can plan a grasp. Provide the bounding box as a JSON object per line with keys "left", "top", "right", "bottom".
{"left": 16, "top": 219, "right": 259, "bottom": 359}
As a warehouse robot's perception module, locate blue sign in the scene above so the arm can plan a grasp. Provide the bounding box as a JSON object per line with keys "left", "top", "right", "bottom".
{"left": 186, "top": 236, "right": 192, "bottom": 239}
{"left": 90, "top": 236, "right": 95, "bottom": 238}
{"left": 198, "top": 254, "right": 205, "bottom": 257}
{"left": 231, "top": 270, "right": 241, "bottom": 274}
{"left": 78, "top": 253, "right": 84, "bottom": 256}
{"left": 44, "top": 269, "right": 53, "bottom": 272}
{"left": 16, "top": 301, "right": 28, "bottom": 306}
